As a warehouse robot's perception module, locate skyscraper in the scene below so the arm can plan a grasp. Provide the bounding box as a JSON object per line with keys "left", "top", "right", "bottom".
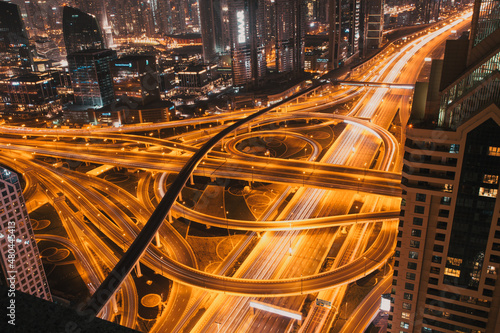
{"left": 470, "top": 0, "right": 500, "bottom": 47}
{"left": 0, "top": 1, "right": 34, "bottom": 75}
{"left": 62, "top": 6, "right": 105, "bottom": 55}
{"left": 0, "top": 166, "right": 52, "bottom": 301}
{"left": 200, "top": 0, "right": 231, "bottom": 63}
{"left": 229, "top": 0, "right": 267, "bottom": 86}
{"left": 389, "top": 1, "right": 500, "bottom": 332}
{"left": 275, "top": 0, "right": 306, "bottom": 74}
{"left": 67, "top": 49, "right": 117, "bottom": 108}
{"left": 365, "top": 0, "right": 384, "bottom": 50}
{"left": 328, "top": 0, "right": 362, "bottom": 68}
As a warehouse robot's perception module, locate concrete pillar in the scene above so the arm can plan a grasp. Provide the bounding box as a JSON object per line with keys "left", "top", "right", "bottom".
{"left": 190, "top": 173, "right": 194, "bottom": 185}
{"left": 169, "top": 211, "right": 173, "bottom": 223}
{"left": 155, "top": 232, "right": 161, "bottom": 248}
{"left": 178, "top": 191, "right": 183, "bottom": 202}
{"left": 111, "top": 295, "right": 118, "bottom": 313}
{"left": 136, "top": 262, "right": 142, "bottom": 277}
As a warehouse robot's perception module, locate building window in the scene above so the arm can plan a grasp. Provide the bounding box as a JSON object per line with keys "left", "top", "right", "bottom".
{"left": 437, "top": 221, "right": 448, "bottom": 230}
{"left": 435, "top": 233, "right": 446, "bottom": 241}
{"left": 432, "top": 256, "right": 442, "bottom": 264}
{"left": 433, "top": 245, "right": 444, "bottom": 253}
{"left": 414, "top": 206, "right": 425, "bottom": 214}
{"left": 400, "top": 321, "right": 409, "bottom": 329}
{"left": 438, "top": 209, "right": 449, "bottom": 218}
{"left": 479, "top": 187, "right": 498, "bottom": 198}
{"left": 402, "top": 302, "right": 411, "bottom": 310}
{"left": 408, "top": 262, "right": 417, "bottom": 270}
{"left": 430, "top": 266, "right": 440, "bottom": 274}
{"left": 409, "top": 251, "right": 419, "bottom": 259}
{"left": 413, "top": 217, "right": 423, "bottom": 226}
{"left": 416, "top": 193, "right": 426, "bottom": 202}
{"left": 444, "top": 267, "right": 460, "bottom": 277}
{"left": 488, "top": 146, "right": 500, "bottom": 156}
{"left": 440, "top": 197, "right": 451, "bottom": 205}
{"left": 406, "top": 272, "right": 416, "bottom": 280}
{"left": 483, "top": 174, "right": 499, "bottom": 184}
{"left": 405, "top": 282, "right": 415, "bottom": 291}
{"left": 402, "top": 312, "right": 411, "bottom": 320}
{"left": 410, "top": 240, "right": 420, "bottom": 248}
{"left": 449, "top": 144, "right": 460, "bottom": 153}
{"left": 411, "top": 229, "right": 422, "bottom": 237}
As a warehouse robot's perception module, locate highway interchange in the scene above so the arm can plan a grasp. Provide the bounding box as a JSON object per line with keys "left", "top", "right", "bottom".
{"left": 0, "top": 11, "right": 472, "bottom": 333}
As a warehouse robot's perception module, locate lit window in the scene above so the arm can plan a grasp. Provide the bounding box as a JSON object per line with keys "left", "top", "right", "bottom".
{"left": 483, "top": 174, "right": 499, "bottom": 184}
{"left": 444, "top": 184, "right": 453, "bottom": 192}
{"left": 449, "top": 144, "right": 459, "bottom": 153}
{"left": 444, "top": 267, "right": 460, "bottom": 277}
{"left": 402, "top": 302, "right": 412, "bottom": 310}
{"left": 402, "top": 312, "right": 411, "bottom": 319}
{"left": 479, "top": 187, "right": 497, "bottom": 198}
{"left": 488, "top": 146, "right": 500, "bottom": 156}
{"left": 447, "top": 257, "right": 462, "bottom": 265}
{"left": 400, "top": 321, "right": 409, "bottom": 329}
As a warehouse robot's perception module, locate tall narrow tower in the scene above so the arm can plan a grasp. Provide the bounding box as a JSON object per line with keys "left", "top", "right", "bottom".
{"left": 389, "top": 1, "right": 500, "bottom": 332}
{"left": 229, "top": 0, "right": 267, "bottom": 86}
{"left": 328, "top": 0, "right": 361, "bottom": 69}
{"left": 0, "top": 166, "right": 52, "bottom": 301}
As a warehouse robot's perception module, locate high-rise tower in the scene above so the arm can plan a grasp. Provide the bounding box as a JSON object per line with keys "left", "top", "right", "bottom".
{"left": 275, "top": 0, "right": 306, "bottom": 74}
{"left": 67, "top": 49, "right": 117, "bottom": 108}
{"left": 0, "top": 166, "right": 52, "bottom": 301}
{"left": 229, "top": 0, "right": 267, "bottom": 86}
{"left": 62, "top": 6, "right": 105, "bottom": 55}
{"left": 328, "top": 0, "right": 362, "bottom": 69}
{"left": 389, "top": 1, "right": 500, "bottom": 332}
{"left": 0, "top": 1, "right": 34, "bottom": 75}
{"left": 200, "top": 0, "right": 231, "bottom": 63}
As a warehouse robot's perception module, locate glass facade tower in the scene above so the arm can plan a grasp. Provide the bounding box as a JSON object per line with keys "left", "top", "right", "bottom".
{"left": 63, "top": 6, "right": 105, "bottom": 55}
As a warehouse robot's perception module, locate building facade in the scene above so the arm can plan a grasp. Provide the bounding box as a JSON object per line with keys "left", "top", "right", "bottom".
{"left": 389, "top": 1, "right": 500, "bottom": 332}
{"left": 275, "top": 0, "right": 306, "bottom": 74}
{"left": 0, "top": 1, "right": 34, "bottom": 75}
{"left": 229, "top": 0, "right": 267, "bottom": 86}
{"left": 200, "top": 0, "right": 231, "bottom": 63}
{"left": 0, "top": 166, "right": 52, "bottom": 301}
{"left": 365, "top": 0, "right": 384, "bottom": 49}
{"left": 111, "top": 55, "right": 160, "bottom": 105}
{"left": 67, "top": 49, "right": 117, "bottom": 108}
{"left": 0, "top": 72, "right": 61, "bottom": 116}
{"left": 63, "top": 6, "right": 105, "bottom": 55}
{"left": 328, "top": 0, "right": 362, "bottom": 69}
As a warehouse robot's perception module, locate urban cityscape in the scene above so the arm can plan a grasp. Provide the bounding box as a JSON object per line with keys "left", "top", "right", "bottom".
{"left": 0, "top": 0, "right": 499, "bottom": 332}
